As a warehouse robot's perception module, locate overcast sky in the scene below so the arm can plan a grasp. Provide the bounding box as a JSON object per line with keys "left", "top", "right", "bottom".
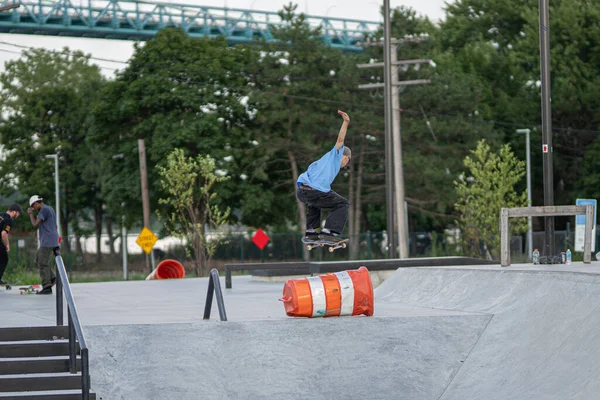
{"left": 0, "top": 0, "right": 452, "bottom": 76}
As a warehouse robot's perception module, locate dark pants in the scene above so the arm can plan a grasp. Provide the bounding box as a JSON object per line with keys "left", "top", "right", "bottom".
{"left": 0, "top": 245, "right": 7, "bottom": 281}
{"left": 36, "top": 247, "right": 56, "bottom": 289}
{"left": 296, "top": 187, "right": 350, "bottom": 234}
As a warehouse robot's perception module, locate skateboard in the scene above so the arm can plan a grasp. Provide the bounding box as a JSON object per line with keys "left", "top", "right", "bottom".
{"left": 301, "top": 237, "right": 349, "bottom": 252}
{"left": 2, "top": 282, "right": 19, "bottom": 290}
{"left": 19, "top": 285, "right": 41, "bottom": 295}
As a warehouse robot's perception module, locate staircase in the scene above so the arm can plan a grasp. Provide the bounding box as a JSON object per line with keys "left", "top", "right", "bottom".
{"left": 0, "top": 326, "right": 96, "bottom": 399}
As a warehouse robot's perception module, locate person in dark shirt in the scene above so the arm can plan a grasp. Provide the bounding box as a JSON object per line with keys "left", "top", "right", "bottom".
{"left": 0, "top": 204, "right": 23, "bottom": 285}
{"left": 27, "top": 195, "right": 59, "bottom": 295}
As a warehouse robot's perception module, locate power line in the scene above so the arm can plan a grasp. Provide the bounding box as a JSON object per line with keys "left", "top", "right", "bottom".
{"left": 0, "top": 46, "right": 120, "bottom": 72}
{"left": 400, "top": 107, "right": 600, "bottom": 136}
{"left": 0, "top": 39, "right": 598, "bottom": 136}
{"left": 0, "top": 38, "right": 372, "bottom": 84}
{"left": 0, "top": 40, "right": 129, "bottom": 65}
{"left": 0, "top": 39, "right": 374, "bottom": 109}
{"left": 0, "top": 48, "right": 24, "bottom": 56}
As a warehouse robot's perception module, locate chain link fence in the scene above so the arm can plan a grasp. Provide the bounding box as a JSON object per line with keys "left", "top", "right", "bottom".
{"left": 5, "top": 228, "right": 597, "bottom": 280}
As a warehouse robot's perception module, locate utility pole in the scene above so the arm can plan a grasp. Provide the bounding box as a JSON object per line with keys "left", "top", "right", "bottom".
{"left": 138, "top": 138, "right": 152, "bottom": 272}
{"left": 357, "top": 40, "right": 431, "bottom": 259}
{"left": 382, "top": 0, "right": 395, "bottom": 258}
{"left": 539, "top": 0, "right": 555, "bottom": 257}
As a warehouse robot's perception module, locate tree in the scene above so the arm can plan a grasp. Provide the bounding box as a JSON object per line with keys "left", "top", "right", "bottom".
{"left": 454, "top": 140, "right": 527, "bottom": 259}
{"left": 246, "top": 3, "right": 351, "bottom": 236}
{"left": 92, "top": 28, "right": 269, "bottom": 234}
{"left": 157, "top": 149, "right": 230, "bottom": 276}
{"left": 577, "top": 136, "right": 600, "bottom": 200}
{"left": 361, "top": 5, "right": 507, "bottom": 238}
{"left": 0, "top": 48, "right": 105, "bottom": 252}
{"left": 439, "top": 0, "right": 600, "bottom": 228}
{"left": 515, "top": 0, "right": 600, "bottom": 207}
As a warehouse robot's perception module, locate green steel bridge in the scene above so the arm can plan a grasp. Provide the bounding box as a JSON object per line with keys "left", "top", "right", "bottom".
{"left": 0, "top": 0, "right": 379, "bottom": 51}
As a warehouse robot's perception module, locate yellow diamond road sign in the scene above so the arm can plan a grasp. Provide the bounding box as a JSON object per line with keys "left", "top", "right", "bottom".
{"left": 136, "top": 227, "right": 158, "bottom": 255}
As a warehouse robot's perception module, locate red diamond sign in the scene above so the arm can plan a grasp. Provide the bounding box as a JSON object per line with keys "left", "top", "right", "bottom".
{"left": 252, "top": 228, "right": 270, "bottom": 250}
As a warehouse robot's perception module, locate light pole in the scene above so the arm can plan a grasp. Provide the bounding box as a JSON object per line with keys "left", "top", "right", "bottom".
{"left": 112, "top": 154, "right": 129, "bottom": 280}
{"left": 517, "top": 129, "right": 533, "bottom": 259}
{"left": 121, "top": 202, "right": 128, "bottom": 280}
{"left": 325, "top": 4, "right": 337, "bottom": 17}
{"left": 44, "top": 154, "right": 61, "bottom": 242}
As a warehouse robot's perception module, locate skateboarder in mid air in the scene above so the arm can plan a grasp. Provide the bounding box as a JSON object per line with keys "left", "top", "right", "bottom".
{"left": 296, "top": 110, "right": 351, "bottom": 244}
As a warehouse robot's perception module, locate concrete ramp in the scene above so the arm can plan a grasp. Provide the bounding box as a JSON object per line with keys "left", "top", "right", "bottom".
{"left": 87, "top": 315, "right": 490, "bottom": 400}
{"left": 376, "top": 267, "right": 600, "bottom": 400}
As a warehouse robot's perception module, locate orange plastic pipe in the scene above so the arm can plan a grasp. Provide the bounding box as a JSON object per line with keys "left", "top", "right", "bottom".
{"left": 145, "top": 259, "right": 186, "bottom": 280}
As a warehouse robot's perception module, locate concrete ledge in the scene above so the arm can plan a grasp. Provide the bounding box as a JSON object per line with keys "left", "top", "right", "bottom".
{"left": 87, "top": 315, "right": 491, "bottom": 400}
{"left": 226, "top": 256, "right": 496, "bottom": 289}
{"left": 251, "top": 270, "right": 396, "bottom": 288}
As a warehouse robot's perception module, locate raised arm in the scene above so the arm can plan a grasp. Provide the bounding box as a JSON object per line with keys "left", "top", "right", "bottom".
{"left": 335, "top": 110, "right": 350, "bottom": 149}
{"left": 28, "top": 207, "right": 42, "bottom": 229}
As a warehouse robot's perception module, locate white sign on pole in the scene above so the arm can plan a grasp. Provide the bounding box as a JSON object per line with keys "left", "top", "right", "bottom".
{"left": 575, "top": 199, "right": 597, "bottom": 252}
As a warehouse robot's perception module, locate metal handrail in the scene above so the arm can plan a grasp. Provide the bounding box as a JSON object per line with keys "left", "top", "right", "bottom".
{"left": 54, "top": 247, "right": 90, "bottom": 400}
{"left": 203, "top": 268, "right": 227, "bottom": 321}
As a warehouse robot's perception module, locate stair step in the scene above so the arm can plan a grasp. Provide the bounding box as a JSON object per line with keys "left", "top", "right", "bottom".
{"left": 0, "top": 391, "right": 96, "bottom": 400}
{"left": 0, "top": 358, "right": 80, "bottom": 375}
{"left": 0, "top": 343, "right": 76, "bottom": 358}
{"left": 0, "top": 374, "right": 83, "bottom": 392}
{"left": 0, "top": 327, "right": 68, "bottom": 342}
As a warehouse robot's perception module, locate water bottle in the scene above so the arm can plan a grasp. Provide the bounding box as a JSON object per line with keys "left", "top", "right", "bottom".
{"left": 533, "top": 248, "right": 540, "bottom": 265}
{"left": 566, "top": 249, "right": 572, "bottom": 265}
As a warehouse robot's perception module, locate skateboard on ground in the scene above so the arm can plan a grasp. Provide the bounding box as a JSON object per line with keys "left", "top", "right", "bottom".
{"left": 19, "top": 285, "right": 41, "bottom": 295}
{"left": 2, "top": 282, "right": 19, "bottom": 290}
{"left": 301, "top": 237, "right": 349, "bottom": 252}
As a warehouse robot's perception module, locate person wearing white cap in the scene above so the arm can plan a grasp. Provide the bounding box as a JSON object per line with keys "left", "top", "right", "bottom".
{"left": 27, "top": 195, "right": 59, "bottom": 295}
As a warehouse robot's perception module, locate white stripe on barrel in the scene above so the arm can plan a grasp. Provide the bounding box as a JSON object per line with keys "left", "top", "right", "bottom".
{"left": 335, "top": 271, "right": 355, "bottom": 316}
{"left": 307, "top": 276, "right": 327, "bottom": 317}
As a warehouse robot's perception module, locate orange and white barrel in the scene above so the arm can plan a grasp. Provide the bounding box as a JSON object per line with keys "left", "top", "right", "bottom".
{"left": 279, "top": 266, "right": 374, "bottom": 318}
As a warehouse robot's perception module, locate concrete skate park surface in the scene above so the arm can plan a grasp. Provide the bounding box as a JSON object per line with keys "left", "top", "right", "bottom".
{"left": 2, "top": 263, "right": 600, "bottom": 399}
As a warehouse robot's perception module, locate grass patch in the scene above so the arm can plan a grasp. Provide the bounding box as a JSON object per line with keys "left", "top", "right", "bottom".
{"left": 4, "top": 264, "right": 250, "bottom": 285}
{"left": 3, "top": 270, "right": 39, "bottom": 286}
{"left": 4, "top": 268, "right": 149, "bottom": 285}
{"left": 70, "top": 272, "right": 148, "bottom": 283}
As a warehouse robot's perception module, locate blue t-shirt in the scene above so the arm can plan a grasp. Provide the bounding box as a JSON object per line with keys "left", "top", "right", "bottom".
{"left": 297, "top": 145, "right": 344, "bottom": 192}
{"left": 38, "top": 205, "right": 59, "bottom": 248}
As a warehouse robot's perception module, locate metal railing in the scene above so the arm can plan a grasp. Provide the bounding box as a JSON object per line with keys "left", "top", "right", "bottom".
{"left": 500, "top": 205, "right": 594, "bottom": 266}
{"left": 203, "top": 268, "right": 227, "bottom": 321}
{"left": 54, "top": 247, "right": 91, "bottom": 400}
